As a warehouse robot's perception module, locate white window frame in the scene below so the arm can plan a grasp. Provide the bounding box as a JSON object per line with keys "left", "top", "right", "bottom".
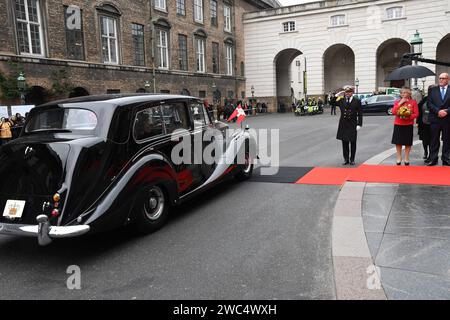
{"left": 156, "top": 29, "right": 169, "bottom": 69}
{"left": 194, "top": 0, "right": 204, "bottom": 23}
{"left": 282, "top": 21, "right": 296, "bottom": 32}
{"left": 196, "top": 38, "right": 205, "bottom": 73}
{"left": 155, "top": 0, "right": 166, "bottom": 11}
{"left": 330, "top": 15, "right": 346, "bottom": 27}
{"left": 224, "top": 5, "right": 231, "bottom": 32}
{"left": 16, "top": 0, "right": 45, "bottom": 56}
{"left": 386, "top": 6, "right": 404, "bottom": 20}
{"left": 101, "top": 16, "right": 119, "bottom": 64}
{"left": 225, "top": 45, "right": 233, "bottom": 76}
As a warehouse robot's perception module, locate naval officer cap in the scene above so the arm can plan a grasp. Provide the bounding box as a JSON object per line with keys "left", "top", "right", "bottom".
{"left": 344, "top": 85, "right": 354, "bottom": 92}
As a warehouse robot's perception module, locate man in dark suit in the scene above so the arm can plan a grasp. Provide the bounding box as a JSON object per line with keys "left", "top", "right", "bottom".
{"left": 427, "top": 73, "right": 450, "bottom": 166}
{"left": 336, "top": 86, "right": 363, "bottom": 166}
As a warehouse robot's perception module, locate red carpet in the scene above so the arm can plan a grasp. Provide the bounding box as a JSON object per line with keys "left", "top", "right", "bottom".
{"left": 296, "top": 165, "right": 450, "bottom": 186}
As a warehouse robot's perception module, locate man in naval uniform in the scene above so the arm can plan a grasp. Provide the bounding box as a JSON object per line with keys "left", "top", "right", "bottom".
{"left": 336, "top": 86, "right": 363, "bottom": 166}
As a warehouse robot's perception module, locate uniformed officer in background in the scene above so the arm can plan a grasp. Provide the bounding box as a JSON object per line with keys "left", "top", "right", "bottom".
{"left": 336, "top": 86, "right": 363, "bottom": 166}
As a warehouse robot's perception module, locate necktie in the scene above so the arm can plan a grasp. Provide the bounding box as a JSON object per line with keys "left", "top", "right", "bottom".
{"left": 442, "top": 87, "right": 446, "bottom": 100}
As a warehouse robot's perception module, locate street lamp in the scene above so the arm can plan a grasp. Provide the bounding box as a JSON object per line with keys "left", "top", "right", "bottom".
{"left": 355, "top": 78, "right": 360, "bottom": 95}
{"left": 251, "top": 85, "right": 255, "bottom": 99}
{"left": 410, "top": 30, "right": 423, "bottom": 88}
{"left": 17, "top": 72, "right": 26, "bottom": 104}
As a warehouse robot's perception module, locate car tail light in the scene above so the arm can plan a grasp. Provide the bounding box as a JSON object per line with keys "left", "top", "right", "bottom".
{"left": 53, "top": 193, "right": 61, "bottom": 202}
{"left": 51, "top": 209, "right": 59, "bottom": 218}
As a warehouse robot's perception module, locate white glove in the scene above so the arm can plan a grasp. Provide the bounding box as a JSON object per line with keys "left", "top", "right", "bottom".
{"left": 356, "top": 126, "right": 362, "bottom": 131}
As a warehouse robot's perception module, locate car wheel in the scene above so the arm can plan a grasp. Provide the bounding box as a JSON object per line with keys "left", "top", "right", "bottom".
{"left": 387, "top": 107, "right": 394, "bottom": 115}
{"left": 235, "top": 145, "right": 254, "bottom": 181}
{"left": 134, "top": 185, "right": 169, "bottom": 234}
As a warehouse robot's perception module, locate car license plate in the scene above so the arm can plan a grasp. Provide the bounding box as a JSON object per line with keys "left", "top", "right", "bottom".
{"left": 3, "top": 200, "right": 26, "bottom": 219}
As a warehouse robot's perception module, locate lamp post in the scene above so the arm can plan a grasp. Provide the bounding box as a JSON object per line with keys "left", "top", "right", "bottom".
{"left": 212, "top": 82, "right": 217, "bottom": 120}
{"left": 17, "top": 72, "right": 26, "bottom": 104}
{"left": 410, "top": 30, "right": 423, "bottom": 88}
{"left": 355, "top": 78, "right": 360, "bottom": 95}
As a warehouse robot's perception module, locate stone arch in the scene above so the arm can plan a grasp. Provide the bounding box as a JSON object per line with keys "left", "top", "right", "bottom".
{"left": 436, "top": 34, "right": 450, "bottom": 80}
{"left": 323, "top": 44, "right": 355, "bottom": 93}
{"left": 69, "top": 87, "right": 90, "bottom": 98}
{"left": 25, "top": 86, "right": 49, "bottom": 106}
{"left": 274, "top": 48, "right": 303, "bottom": 109}
{"left": 376, "top": 38, "right": 411, "bottom": 89}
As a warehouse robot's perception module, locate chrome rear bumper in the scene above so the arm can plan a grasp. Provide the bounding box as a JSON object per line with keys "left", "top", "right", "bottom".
{"left": 0, "top": 215, "right": 90, "bottom": 246}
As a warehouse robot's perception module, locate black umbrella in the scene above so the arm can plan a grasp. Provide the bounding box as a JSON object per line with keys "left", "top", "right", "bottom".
{"left": 385, "top": 65, "right": 435, "bottom": 81}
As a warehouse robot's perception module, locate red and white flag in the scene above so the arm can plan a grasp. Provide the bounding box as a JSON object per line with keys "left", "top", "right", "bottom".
{"left": 227, "top": 104, "right": 247, "bottom": 124}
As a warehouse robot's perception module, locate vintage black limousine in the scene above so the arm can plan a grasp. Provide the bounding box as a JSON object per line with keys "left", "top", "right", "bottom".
{"left": 0, "top": 94, "right": 255, "bottom": 245}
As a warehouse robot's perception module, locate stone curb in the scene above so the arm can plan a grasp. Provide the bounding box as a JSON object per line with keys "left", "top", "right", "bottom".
{"left": 330, "top": 141, "right": 423, "bottom": 299}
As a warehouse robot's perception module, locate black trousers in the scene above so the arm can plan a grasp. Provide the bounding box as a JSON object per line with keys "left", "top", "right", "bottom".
{"left": 429, "top": 121, "right": 450, "bottom": 162}
{"left": 331, "top": 106, "right": 337, "bottom": 115}
{"left": 342, "top": 140, "right": 357, "bottom": 162}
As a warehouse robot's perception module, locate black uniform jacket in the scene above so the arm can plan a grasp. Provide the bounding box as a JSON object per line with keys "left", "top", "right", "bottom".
{"left": 336, "top": 96, "right": 363, "bottom": 142}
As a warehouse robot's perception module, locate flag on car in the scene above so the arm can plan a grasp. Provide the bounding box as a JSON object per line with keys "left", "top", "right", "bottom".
{"left": 227, "top": 104, "right": 247, "bottom": 124}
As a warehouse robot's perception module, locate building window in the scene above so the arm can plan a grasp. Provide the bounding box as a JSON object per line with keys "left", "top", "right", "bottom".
{"left": 100, "top": 16, "right": 119, "bottom": 64}
{"left": 210, "top": 0, "right": 218, "bottom": 26}
{"left": 15, "top": 0, "right": 45, "bottom": 56}
{"left": 330, "top": 15, "right": 346, "bottom": 27}
{"left": 194, "top": 0, "right": 204, "bottom": 23}
{"left": 212, "top": 42, "right": 219, "bottom": 74}
{"left": 199, "top": 90, "right": 206, "bottom": 98}
{"left": 160, "top": 89, "right": 170, "bottom": 94}
{"left": 132, "top": 23, "right": 145, "bottom": 66}
{"left": 176, "top": 0, "right": 185, "bottom": 15}
{"left": 64, "top": 5, "right": 84, "bottom": 60}
{"left": 224, "top": 5, "right": 231, "bottom": 32}
{"left": 155, "top": 0, "right": 166, "bottom": 11}
{"left": 196, "top": 38, "right": 206, "bottom": 73}
{"left": 225, "top": 45, "right": 233, "bottom": 76}
{"left": 178, "top": 34, "right": 188, "bottom": 71}
{"left": 282, "top": 21, "right": 295, "bottom": 32}
{"left": 156, "top": 29, "right": 169, "bottom": 69}
{"left": 386, "top": 7, "right": 404, "bottom": 20}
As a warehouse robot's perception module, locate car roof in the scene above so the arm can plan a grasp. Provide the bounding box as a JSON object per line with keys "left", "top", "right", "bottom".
{"left": 37, "top": 94, "right": 200, "bottom": 109}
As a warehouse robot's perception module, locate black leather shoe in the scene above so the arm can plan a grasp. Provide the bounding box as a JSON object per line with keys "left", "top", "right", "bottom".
{"left": 350, "top": 161, "right": 356, "bottom": 166}
{"left": 443, "top": 161, "right": 450, "bottom": 167}
{"left": 342, "top": 161, "right": 350, "bottom": 166}
{"left": 427, "top": 160, "right": 438, "bottom": 167}
{"left": 424, "top": 158, "right": 432, "bottom": 164}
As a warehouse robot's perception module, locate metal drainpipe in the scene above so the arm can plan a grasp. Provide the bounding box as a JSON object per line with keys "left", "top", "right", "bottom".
{"left": 149, "top": 2, "right": 156, "bottom": 93}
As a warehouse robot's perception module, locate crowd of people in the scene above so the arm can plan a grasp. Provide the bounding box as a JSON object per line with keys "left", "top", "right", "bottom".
{"left": 334, "top": 73, "right": 450, "bottom": 167}
{"left": 221, "top": 101, "right": 268, "bottom": 121}
{"left": 0, "top": 113, "right": 26, "bottom": 145}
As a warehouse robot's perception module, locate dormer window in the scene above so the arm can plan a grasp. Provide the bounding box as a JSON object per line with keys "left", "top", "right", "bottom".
{"left": 386, "top": 7, "right": 404, "bottom": 20}
{"left": 282, "top": 21, "right": 296, "bottom": 32}
{"left": 330, "top": 15, "right": 346, "bottom": 27}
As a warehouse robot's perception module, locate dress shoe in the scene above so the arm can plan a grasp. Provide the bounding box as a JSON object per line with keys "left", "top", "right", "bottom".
{"left": 350, "top": 161, "right": 356, "bottom": 166}
{"left": 424, "top": 158, "right": 432, "bottom": 164}
{"left": 443, "top": 161, "right": 450, "bottom": 167}
{"left": 404, "top": 162, "right": 410, "bottom": 166}
{"left": 342, "top": 161, "right": 350, "bottom": 166}
{"left": 396, "top": 161, "right": 402, "bottom": 166}
{"left": 427, "top": 160, "right": 438, "bottom": 167}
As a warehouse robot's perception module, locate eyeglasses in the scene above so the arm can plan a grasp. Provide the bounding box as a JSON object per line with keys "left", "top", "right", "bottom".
{"left": 439, "top": 77, "right": 449, "bottom": 80}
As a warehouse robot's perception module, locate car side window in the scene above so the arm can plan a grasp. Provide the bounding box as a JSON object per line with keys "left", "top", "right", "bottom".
{"left": 377, "top": 96, "right": 389, "bottom": 102}
{"left": 162, "top": 103, "right": 190, "bottom": 134}
{"left": 189, "top": 102, "right": 210, "bottom": 128}
{"left": 133, "top": 105, "right": 164, "bottom": 141}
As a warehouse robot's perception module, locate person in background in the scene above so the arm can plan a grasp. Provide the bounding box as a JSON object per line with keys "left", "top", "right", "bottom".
{"left": 0, "top": 117, "right": 13, "bottom": 145}
{"left": 391, "top": 87, "right": 419, "bottom": 166}
{"left": 418, "top": 86, "right": 433, "bottom": 163}
{"left": 336, "top": 86, "right": 363, "bottom": 166}
{"left": 427, "top": 73, "right": 450, "bottom": 166}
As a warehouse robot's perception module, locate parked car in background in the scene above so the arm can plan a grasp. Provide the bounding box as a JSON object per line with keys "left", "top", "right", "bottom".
{"left": 361, "top": 94, "right": 397, "bottom": 115}
{"left": 0, "top": 94, "right": 255, "bottom": 246}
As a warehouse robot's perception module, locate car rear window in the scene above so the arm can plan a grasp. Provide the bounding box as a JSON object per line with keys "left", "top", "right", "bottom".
{"left": 133, "top": 106, "right": 164, "bottom": 141}
{"left": 25, "top": 108, "right": 97, "bottom": 133}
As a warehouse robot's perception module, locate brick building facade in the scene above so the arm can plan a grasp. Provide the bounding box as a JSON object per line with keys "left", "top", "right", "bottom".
{"left": 0, "top": 0, "right": 280, "bottom": 107}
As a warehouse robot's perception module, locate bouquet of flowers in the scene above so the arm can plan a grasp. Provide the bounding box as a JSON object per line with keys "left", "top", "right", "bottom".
{"left": 397, "top": 104, "right": 412, "bottom": 119}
